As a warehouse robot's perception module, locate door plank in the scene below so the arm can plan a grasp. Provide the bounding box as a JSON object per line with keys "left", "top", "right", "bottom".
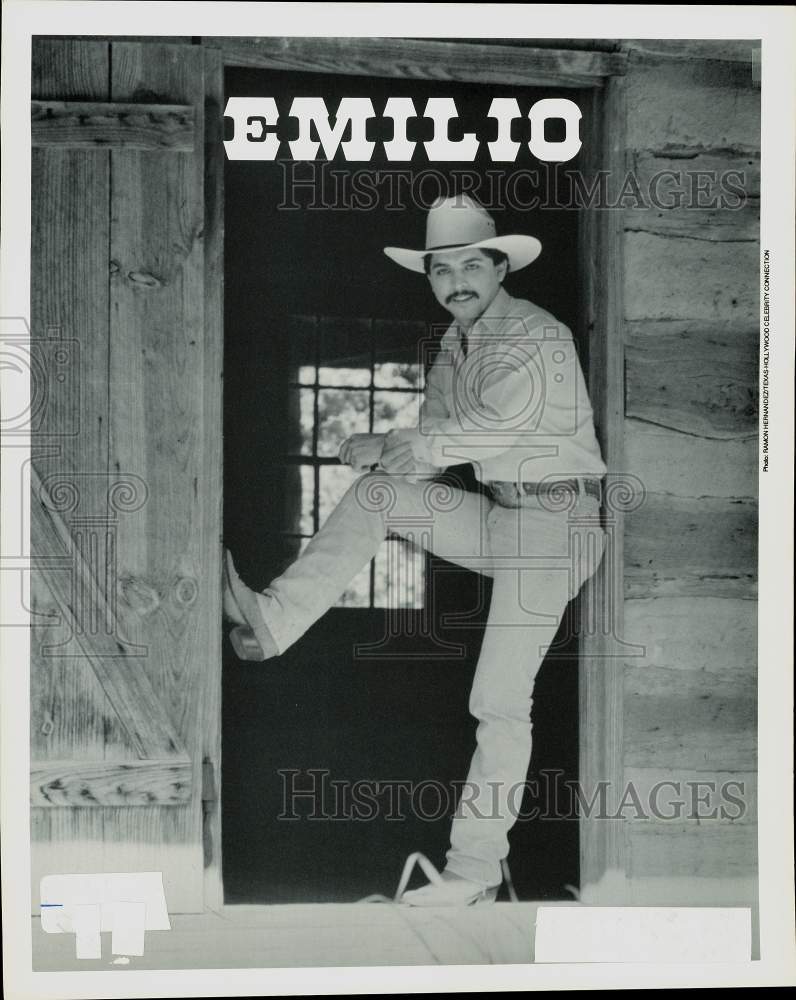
{"left": 30, "top": 39, "right": 130, "bottom": 764}
{"left": 108, "top": 41, "right": 207, "bottom": 912}
{"left": 31, "top": 758, "right": 193, "bottom": 807}
{"left": 32, "top": 100, "right": 195, "bottom": 150}
{"left": 200, "top": 43, "right": 225, "bottom": 909}
{"left": 31, "top": 466, "right": 189, "bottom": 759}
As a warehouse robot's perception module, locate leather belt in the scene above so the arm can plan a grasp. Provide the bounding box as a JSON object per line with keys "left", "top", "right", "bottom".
{"left": 487, "top": 477, "right": 602, "bottom": 504}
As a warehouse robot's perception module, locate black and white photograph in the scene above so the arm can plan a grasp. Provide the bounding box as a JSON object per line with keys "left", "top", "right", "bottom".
{"left": 1, "top": 2, "right": 795, "bottom": 995}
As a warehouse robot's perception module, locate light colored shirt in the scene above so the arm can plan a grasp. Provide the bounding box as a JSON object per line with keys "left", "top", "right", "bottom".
{"left": 392, "top": 286, "right": 607, "bottom": 484}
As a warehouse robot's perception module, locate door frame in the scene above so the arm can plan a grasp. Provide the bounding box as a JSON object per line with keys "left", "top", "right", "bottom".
{"left": 203, "top": 35, "right": 628, "bottom": 909}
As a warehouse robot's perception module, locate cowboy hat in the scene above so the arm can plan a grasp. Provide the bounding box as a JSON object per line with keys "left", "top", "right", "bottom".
{"left": 383, "top": 194, "right": 542, "bottom": 274}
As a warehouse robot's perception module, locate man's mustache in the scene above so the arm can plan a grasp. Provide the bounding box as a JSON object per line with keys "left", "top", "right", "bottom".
{"left": 446, "top": 291, "right": 478, "bottom": 305}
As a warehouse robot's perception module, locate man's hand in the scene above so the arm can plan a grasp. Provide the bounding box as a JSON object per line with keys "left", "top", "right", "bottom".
{"left": 380, "top": 430, "right": 416, "bottom": 475}
{"left": 339, "top": 433, "right": 385, "bottom": 472}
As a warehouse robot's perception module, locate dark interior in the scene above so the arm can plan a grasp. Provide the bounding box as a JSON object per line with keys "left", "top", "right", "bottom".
{"left": 222, "top": 64, "right": 588, "bottom": 903}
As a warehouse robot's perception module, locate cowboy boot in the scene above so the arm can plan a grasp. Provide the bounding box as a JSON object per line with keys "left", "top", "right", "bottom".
{"left": 400, "top": 871, "right": 498, "bottom": 907}
{"left": 222, "top": 549, "right": 279, "bottom": 661}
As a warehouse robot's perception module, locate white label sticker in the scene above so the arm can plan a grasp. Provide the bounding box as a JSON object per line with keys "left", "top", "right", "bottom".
{"left": 535, "top": 906, "right": 752, "bottom": 963}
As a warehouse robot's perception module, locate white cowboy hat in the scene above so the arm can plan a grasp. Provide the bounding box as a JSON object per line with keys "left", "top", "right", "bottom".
{"left": 383, "top": 194, "right": 542, "bottom": 274}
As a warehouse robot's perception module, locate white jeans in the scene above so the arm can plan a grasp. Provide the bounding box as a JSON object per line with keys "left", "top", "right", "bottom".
{"left": 256, "top": 471, "right": 607, "bottom": 888}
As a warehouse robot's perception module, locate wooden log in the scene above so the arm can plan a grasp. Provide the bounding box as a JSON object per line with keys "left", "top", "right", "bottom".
{"left": 625, "top": 326, "right": 758, "bottom": 439}
{"left": 623, "top": 39, "right": 760, "bottom": 66}
{"left": 31, "top": 100, "right": 195, "bottom": 150}
{"left": 624, "top": 665, "right": 756, "bottom": 771}
{"left": 622, "top": 597, "right": 757, "bottom": 674}
{"left": 209, "top": 35, "right": 627, "bottom": 87}
{"left": 629, "top": 147, "right": 760, "bottom": 198}
{"left": 624, "top": 146, "right": 759, "bottom": 242}
{"left": 625, "top": 61, "right": 760, "bottom": 150}
{"left": 622, "top": 768, "right": 756, "bottom": 825}
{"left": 624, "top": 204, "right": 758, "bottom": 242}
{"left": 624, "top": 419, "right": 757, "bottom": 498}
{"left": 31, "top": 759, "right": 193, "bottom": 807}
{"left": 624, "top": 494, "right": 757, "bottom": 598}
{"left": 625, "top": 317, "right": 756, "bottom": 340}
{"left": 627, "top": 823, "right": 757, "bottom": 878}
{"left": 624, "top": 232, "right": 759, "bottom": 322}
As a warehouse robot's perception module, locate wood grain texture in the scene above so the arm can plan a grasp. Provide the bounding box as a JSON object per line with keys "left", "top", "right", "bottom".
{"left": 629, "top": 147, "right": 760, "bottom": 195}
{"left": 108, "top": 40, "right": 207, "bottom": 912}
{"left": 209, "top": 35, "right": 627, "bottom": 87}
{"left": 627, "top": 822, "right": 757, "bottom": 878}
{"left": 624, "top": 231, "right": 758, "bottom": 322}
{"left": 31, "top": 758, "right": 193, "bottom": 806}
{"left": 625, "top": 60, "right": 761, "bottom": 150}
{"left": 625, "top": 326, "right": 758, "bottom": 439}
{"left": 623, "top": 768, "right": 756, "bottom": 825}
{"left": 31, "top": 467, "right": 189, "bottom": 760}
{"left": 109, "top": 40, "right": 205, "bottom": 751}
{"left": 624, "top": 148, "right": 759, "bottom": 242}
{"left": 31, "top": 808, "right": 203, "bottom": 912}
{"left": 622, "top": 597, "right": 757, "bottom": 674}
{"left": 623, "top": 419, "right": 758, "bottom": 498}
{"left": 32, "top": 38, "right": 109, "bottom": 100}
{"left": 623, "top": 39, "right": 760, "bottom": 66}
{"left": 624, "top": 665, "right": 757, "bottom": 770}
{"left": 32, "top": 101, "right": 195, "bottom": 150}
{"left": 576, "top": 81, "right": 627, "bottom": 889}
{"left": 29, "top": 39, "right": 134, "bottom": 765}
{"left": 624, "top": 494, "right": 757, "bottom": 598}
{"left": 200, "top": 43, "right": 225, "bottom": 910}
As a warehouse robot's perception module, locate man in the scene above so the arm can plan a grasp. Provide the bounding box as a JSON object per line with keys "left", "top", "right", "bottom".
{"left": 224, "top": 194, "right": 608, "bottom": 905}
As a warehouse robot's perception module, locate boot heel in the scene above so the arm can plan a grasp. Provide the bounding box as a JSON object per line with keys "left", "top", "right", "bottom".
{"left": 229, "top": 625, "right": 266, "bottom": 661}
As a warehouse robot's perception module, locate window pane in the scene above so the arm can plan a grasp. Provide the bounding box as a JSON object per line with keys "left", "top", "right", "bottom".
{"left": 318, "top": 464, "right": 357, "bottom": 525}
{"left": 373, "top": 391, "right": 420, "bottom": 433}
{"left": 300, "top": 464, "right": 315, "bottom": 535}
{"left": 373, "top": 539, "right": 425, "bottom": 609}
{"left": 374, "top": 362, "right": 424, "bottom": 390}
{"left": 318, "top": 366, "right": 371, "bottom": 388}
{"left": 298, "top": 365, "right": 316, "bottom": 385}
{"left": 316, "top": 388, "right": 370, "bottom": 457}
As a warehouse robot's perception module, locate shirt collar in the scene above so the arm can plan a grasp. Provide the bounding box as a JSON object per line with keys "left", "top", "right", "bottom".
{"left": 440, "top": 286, "right": 514, "bottom": 347}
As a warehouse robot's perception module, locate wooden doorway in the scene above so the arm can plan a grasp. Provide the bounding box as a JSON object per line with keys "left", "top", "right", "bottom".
{"left": 215, "top": 39, "right": 626, "bottom": 905}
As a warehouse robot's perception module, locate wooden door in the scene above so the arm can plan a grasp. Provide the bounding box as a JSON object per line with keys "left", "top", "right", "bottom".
{"left": 29, "top": 39, "right": 222, "bottom": 913}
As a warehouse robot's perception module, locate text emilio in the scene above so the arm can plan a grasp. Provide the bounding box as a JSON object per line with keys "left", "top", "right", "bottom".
{"left": 223, "top": 97, "right": 582, "bottom": 163}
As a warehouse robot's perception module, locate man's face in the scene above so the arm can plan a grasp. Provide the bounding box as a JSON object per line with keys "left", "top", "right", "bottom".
{"left": 427, "top": 248, "right": 507, "bottom": 328}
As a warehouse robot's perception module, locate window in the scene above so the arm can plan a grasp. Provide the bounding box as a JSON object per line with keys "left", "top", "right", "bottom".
{"left": 284, "top": 315, "right": 427, "bottom": 609}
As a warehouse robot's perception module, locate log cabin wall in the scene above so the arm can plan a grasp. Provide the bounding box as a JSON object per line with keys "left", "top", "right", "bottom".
{"left": 618, "top": 40, "right": 760, "bottom": 903}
